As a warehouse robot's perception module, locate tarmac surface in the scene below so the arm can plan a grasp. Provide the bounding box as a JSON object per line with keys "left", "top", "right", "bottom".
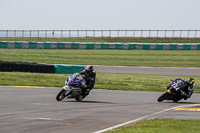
{"left": 1, "top": 66, "right": 200, "bottom": 133}
{"left": 94, "top": 65, "right": 200, "bottom": 76}
{"left": 0, "top": 86, "right": 200, "bottom": 133}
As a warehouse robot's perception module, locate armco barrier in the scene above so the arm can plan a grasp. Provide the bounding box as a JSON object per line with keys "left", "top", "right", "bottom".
{"left": 1, "top": 41, "right": 200, "bottom": 50}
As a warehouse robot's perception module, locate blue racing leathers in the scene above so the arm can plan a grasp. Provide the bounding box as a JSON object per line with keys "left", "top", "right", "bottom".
{"left": 174, "top": 78, "right": 195, "bottom": 98}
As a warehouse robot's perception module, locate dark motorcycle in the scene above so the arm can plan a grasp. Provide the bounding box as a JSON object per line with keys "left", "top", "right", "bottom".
{"left": 56, "top": 73, "right": 97, "bottom": 101}
{"left": 157, "top": 80, "right": 185, "bottom": 102}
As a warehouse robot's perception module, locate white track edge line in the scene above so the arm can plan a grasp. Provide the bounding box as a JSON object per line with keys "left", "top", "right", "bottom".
{"left": 93, "top": 104, "right": 199, "bottom": 133}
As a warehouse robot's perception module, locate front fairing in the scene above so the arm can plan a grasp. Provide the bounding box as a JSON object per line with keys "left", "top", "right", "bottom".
{"left": 63, "top": 85, "right": 70, "bottom": 90}
{"left": 163, "top": 90, "right": 174, "bottom": 100}
{"left": 170, "top": 82, "right": 182, "bottom": 96}
{"left": 65, "top": 73, "right": 85, "bottom": 88}
{"left": 65, "top": 73, "right": 82, "bottom": 88}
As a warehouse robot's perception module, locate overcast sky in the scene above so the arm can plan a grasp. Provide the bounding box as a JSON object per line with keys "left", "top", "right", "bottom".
{"left": 0, "top": 0, "right": 199, "bottom": 30}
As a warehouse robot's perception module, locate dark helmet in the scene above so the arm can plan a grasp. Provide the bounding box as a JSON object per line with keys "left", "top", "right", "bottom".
{"left": 186, "top": 78, "right": 194, "bottom": 85}
{"left": 85, "top": 65, "right": 93, "bottom": 74}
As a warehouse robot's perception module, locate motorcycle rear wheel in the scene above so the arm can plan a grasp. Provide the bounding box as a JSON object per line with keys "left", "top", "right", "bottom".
{"left": 75, "top": 94, "right": 84, "bottom": 101}
{"left": 157, "top": 92, "right": 168, "bottom": 102}
{"left": 56, "top": 89, "right": 67, "bottom": 101}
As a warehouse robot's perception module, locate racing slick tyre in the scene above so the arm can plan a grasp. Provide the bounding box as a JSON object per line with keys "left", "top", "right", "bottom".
{"left": 56, "top": 89, "right": 67, "bottom": 101}
{"left": 75, "top": 93, "right": 83, "bottom": 102}
{"left": 157, "top": 92, "right": 168, "bottom": 102}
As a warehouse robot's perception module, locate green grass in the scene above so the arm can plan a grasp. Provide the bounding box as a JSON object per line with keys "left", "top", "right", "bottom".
{"left": 0, "top": 72, "right": 199, "bottom": 93}
{"left": 1, "top": 37, "right": 200, "bottom": 43}
{"left": 106, "top": 119, "right": 200, "bottom": 133}
{"left": 0, "top": 49, "right": 200, "bottom": 67}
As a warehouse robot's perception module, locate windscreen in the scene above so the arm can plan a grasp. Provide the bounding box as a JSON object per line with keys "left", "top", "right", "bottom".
{"left": 72, "top": 73, "right": 83, "bottom": 81}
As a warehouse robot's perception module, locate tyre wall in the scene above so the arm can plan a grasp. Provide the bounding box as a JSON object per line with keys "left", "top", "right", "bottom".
{"left": 0, "top": 61, "right": 84, "bottom": 74}
{"left": 0, "top": 61, "right": 55, "bottom": 73}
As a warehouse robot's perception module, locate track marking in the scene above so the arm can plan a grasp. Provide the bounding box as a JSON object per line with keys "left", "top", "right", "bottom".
{"left": 39, "top": 118, "right": 51, "bottom": 120}
{"left": 4, "top": 92, "right": 14, "bottom": 93}
{"left": 174, "top": 108, "right": 200, "bottom": 111}
{"left": 32, "top": 103, "right": 51, "bottom": 106}
{"left": 23, "top": 117, "right": 63, "bottom": 121}
{"left": 23, "top": 117, "right": 80, "bottom": 126}
{"left": 174, "top": 104, "right": 200, "bottom": 111}
{"left": 72, "top": 109, "right": 89, "bottom": 111}
{"left": 40, "top": 122, "right": 80, "bottom": 126}
{"left": 12, "top": 86, "right": 45, "bottom": 88}
{"left": 93, "top": 104, "right": 200, "bottom": 133}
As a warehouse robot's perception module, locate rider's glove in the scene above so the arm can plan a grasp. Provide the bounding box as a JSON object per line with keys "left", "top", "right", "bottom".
{"left": 167, "top": 83, "right": 171, "bottom": 89}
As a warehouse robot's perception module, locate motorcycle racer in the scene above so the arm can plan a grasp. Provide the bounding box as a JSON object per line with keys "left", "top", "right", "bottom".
{"left": 167, "top": 78, "right": 195, "bottom": 100}
{"left": 79, "top": 65, "right": 96, "bottom": 96}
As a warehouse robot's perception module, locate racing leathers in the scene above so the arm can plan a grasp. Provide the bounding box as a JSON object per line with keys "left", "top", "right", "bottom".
{"left": 167, "top": 78, "right": 195, "bottom": 99}
{"left": 79, "top": 70, "right": 96, "bottom": 96}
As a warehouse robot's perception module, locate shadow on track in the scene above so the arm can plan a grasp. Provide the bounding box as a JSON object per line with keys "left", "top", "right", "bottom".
{"left": 62, "top": 100, "right": 116, "bottom": 104}
{"left": 162, "top": 101, "right": 200, "bottom": 104}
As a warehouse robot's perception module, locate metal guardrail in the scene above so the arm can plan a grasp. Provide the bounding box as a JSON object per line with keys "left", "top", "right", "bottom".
{"left": 0, "top": 30, "right": 200, "bottom": 39}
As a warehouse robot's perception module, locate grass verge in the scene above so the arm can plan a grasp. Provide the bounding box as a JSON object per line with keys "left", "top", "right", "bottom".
{"left": 0, "top": 72, "right": 199, "bottom": 93}
{"left": 1, "top": 37, "right": 200, "bottom": 43}
{"left": 0, "top": 49, "right": 200, "bottom": 67}
{"left": 106, "top": 119, "right": 200, "bottom": 133}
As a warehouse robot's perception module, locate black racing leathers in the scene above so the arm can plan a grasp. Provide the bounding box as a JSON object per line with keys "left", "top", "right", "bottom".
{"left": 79, "top": 70, "right": 96, "bottom": 95}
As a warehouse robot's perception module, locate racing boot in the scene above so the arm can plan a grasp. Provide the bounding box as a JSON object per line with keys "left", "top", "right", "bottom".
{"left": 84, "top": 88, "right": 90, "bottom": 96}
{"left": 180, "top": 90, "right": 187, "bottom": 100}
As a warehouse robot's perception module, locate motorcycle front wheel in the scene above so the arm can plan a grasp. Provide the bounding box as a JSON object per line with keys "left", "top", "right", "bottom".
{"left": 157, "top": 91, "right": 168, "bottom": 102}
{"left": 56, "top": 89, "right": 67, "bottom": 101}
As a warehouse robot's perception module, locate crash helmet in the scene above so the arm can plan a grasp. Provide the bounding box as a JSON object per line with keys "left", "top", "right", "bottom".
{"left": 187, "top": 78, "right": 194, "bottom": 85}
{"left": 85, "top": 65, "right": 93, "bottom": 74}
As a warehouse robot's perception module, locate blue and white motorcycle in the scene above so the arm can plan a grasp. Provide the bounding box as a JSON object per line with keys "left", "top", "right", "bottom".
{"left": 56, "top": 73, "right": 96, "bottom": 101}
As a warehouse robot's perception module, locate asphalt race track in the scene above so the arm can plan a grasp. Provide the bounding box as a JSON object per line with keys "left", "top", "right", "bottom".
{"left": 1, "top": 86, "right": 200, "bottom": 133}
{"left": 1, "top": 66, "right": 200, "bottom": 133}
{"left": 94, "top": 65, "right": 200, "bottom": 76}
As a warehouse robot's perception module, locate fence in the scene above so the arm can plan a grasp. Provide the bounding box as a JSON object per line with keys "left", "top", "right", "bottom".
{"left": 0, "top": 30, "right": 200, "bottom": 39}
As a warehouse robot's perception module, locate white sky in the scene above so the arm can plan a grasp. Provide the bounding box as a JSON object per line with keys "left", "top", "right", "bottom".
{"left": 0, "top": 0, "right": 199, "bottom": 30}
